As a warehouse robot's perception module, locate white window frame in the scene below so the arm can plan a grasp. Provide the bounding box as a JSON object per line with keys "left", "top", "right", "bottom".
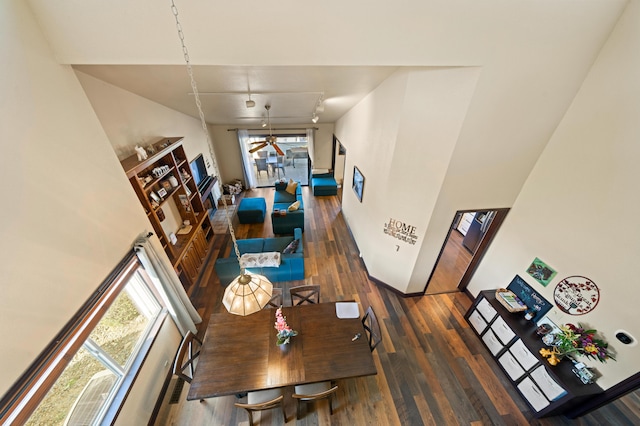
{"left": 0, "top": 253, "right": 167, "bottom": 425}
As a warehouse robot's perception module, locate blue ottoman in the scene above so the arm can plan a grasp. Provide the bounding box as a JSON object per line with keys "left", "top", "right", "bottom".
{"left": 237, "top": 197, "right": 267, "bottom": 224}
{"left": 311, "top": 173, "right": 338, "bottom": 196}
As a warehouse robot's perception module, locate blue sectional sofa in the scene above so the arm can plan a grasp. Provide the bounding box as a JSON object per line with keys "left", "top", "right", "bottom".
{"left": 214, "top": 228, "right": 304, "bottom": 286}
{"left": 311, "top": 172, "right": 338, "bottom": 196}
{"left": 271, "top": 181, "right": 304, "bottom": 234}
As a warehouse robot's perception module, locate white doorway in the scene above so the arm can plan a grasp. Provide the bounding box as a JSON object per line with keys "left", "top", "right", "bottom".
{"left": 332, "top": 136, "right": 346, "bottom": 193}
{"left": 425, "top": 209, "right": 507, "bottom": 294}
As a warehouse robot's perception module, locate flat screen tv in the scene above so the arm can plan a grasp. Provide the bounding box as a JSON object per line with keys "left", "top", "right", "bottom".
{"left": 190, "top": 154, "right": 208, "bottom": 187}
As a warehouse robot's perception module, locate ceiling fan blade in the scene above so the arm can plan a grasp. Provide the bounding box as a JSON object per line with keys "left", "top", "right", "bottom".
{"left": 249, "top": 143, "right": 268, "bottom": 153}
{"left": 273, "top": 143, "right": 285, "bottom": 156}
{"left": 250, "top": 140, "right": 268, "bottom": 145}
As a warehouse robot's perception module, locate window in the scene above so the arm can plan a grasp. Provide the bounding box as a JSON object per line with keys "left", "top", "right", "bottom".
{"left": 1, "top": 254, "right": 166, "bottom": 425}
{"left": 246, "top": 134, "right": 309, "bottom": 187}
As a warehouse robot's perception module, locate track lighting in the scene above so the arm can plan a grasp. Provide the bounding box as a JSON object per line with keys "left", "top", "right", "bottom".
{"left": 246, "top": 89, "right": 255, "bottom": 108}
{"left": 311, "top": 113, "right": 319, "bottom": 124}
{"left": 261, "top": 120, "right": 267, "bottom": 128}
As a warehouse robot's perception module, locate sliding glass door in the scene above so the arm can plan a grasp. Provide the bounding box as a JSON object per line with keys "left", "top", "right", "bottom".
{"left": 246, "top": 134, "right": 309, "bottom": 187}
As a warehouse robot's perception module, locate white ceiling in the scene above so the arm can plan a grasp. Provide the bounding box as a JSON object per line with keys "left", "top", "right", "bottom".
{"left": 27, "top": 0, "right": 626, "bottom": 127}
{"left": 73, "top": 65, "right": 399, "bottom": 126}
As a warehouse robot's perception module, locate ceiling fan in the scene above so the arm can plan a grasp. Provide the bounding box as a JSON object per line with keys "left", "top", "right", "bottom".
{"left": 249, "top": 105, "right": 285, "bottom": 156}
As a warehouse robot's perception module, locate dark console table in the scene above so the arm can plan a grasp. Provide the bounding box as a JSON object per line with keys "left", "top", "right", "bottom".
{"left": 466, "top": 291, "right": 603, "bottom": 417}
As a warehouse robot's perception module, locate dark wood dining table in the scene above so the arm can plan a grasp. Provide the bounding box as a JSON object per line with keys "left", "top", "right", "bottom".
{"left": 187, "top": 302, "right": 377, "bottom": 400}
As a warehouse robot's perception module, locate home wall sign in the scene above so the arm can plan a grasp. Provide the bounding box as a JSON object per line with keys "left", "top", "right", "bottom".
{"left": 553, "top": 275, "right": 600, "bottom": 315}
{"left": 383, "top": 218, "right": 418, "bottom": 245}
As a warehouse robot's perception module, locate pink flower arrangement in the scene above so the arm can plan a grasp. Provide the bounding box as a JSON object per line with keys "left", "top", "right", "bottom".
{"left": 274, "top": 307, "right": 298, "bottom": 345}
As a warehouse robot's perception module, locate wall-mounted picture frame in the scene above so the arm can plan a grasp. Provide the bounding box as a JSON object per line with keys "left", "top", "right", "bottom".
{"left": 526, "top": 257, "right": 557, "bottom": 287}
{"left": 352, "top": 166, "right": 364, "bottom": 202}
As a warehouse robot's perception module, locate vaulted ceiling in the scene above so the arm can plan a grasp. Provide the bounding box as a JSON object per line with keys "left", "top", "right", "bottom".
{"left": 27, "top": 0, "right": 626, "bottom": 126}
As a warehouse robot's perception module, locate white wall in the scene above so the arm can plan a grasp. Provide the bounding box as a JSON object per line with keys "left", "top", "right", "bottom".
{"left": 208, "top": 123, "right": 335, "bottom": 186}
{"left": 468, "top": 0, "right": 640, "bottom": 389}
{"left": 0, "top": 0, "right": 181, "bottom": 419}
{"left": 116, "top": 316, "right": 180, "bottom": 424}
{"left": 75, "top": 71, "right": 216, "bottom": 175}
{"left": 336, "top": 68, "right": 480, "bottom": 290}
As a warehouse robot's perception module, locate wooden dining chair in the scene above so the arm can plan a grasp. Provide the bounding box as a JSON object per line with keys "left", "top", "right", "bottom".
{"left": 362, "top": 306, "right": 382, "bottom": 352}
{"left": 172, "top": 330, "right": 204, "bottom": 401}
{"left": 265, "top": 288, "right": 283, "bottom": 309}
{"left": 289, "top": 284, "right": 320, "bottom": 306}
{"left": 292, "top": 381, "right": 339, "bottom": 419}
{"left": 234, "top": 388, "right": 287, "bottom": 426}
{"left": 173, "top": 330, "right": 202, "bottom": 383}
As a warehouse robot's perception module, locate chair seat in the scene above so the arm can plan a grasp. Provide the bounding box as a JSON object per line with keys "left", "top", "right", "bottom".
{"left": 294, "top": 381, "right": 331, "bottom": 396}
{"left": 247, "top": 388, "right": 282, "bottom": 405}
{"left": 292, "top": 381, "right": 338, "bottom": 418}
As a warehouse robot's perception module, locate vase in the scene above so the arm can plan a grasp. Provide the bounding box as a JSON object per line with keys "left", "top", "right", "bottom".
{"left": 277, "top": 341, "right": 290, "bottom": 352}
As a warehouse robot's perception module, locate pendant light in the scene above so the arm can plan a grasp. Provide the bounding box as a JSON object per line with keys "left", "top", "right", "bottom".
{"left": 170, "top": 0, "right": 272, "bottom": 315}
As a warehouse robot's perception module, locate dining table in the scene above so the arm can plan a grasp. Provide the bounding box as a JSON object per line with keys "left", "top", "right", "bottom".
{"left": 187, "top": 302, "right": 377, "bottom": 400}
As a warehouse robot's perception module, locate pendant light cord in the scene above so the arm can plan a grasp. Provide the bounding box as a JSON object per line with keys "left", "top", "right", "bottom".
{"left": 170, "top": 0, "right": 243, "bottom": 263}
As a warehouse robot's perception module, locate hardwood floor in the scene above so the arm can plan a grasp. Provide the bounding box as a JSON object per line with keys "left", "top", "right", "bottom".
{"left": 155, "top": 186, "right": 640, "bottom": 426}
{"left": 426, "top": 229, "right": 473, "bottom": 295}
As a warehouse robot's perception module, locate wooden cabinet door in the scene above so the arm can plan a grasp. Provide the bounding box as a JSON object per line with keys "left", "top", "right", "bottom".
{"left": 181, "top": 245, "right": 199, "bottom": 284}
{"left": 192, "top": 228, "right": 207, "bottom": 262}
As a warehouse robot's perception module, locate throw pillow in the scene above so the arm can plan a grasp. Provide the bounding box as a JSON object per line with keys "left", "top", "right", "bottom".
{"left": 288, "top": 200, "right": 300, "bottom": 211}
{"left": 282, "top": 239, "right": 300, "bottom": 254}
{"left": 240, "top": 252, "right": 281, "bottom": 268}
{"left": 285, "top": 179, "right": 298, "bottom": 195}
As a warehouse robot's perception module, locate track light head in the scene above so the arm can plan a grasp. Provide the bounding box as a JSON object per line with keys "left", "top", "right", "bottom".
{"left": 311, "top": 113, "right": 319, "bottom": 124}
{"left": 246, "top": 99, "right": 256, "bottom": 108}
{"left": 261, "top": 120, "right": 267, "bottom": 128}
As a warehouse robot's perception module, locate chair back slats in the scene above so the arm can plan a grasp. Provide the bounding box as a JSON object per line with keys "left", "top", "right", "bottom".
{"left": 266, "top": 288, "right": 283, "bottom": 309}
{"left": 289, "top": 285, "right": 320, "bottom": 306}
{"left": 362, "top": 306, "right": 382, "bottom": 352}
{"left": 292, "top": 382, "right": 338, "bottom": 419}
{"left": 173, "top": 330, "right": 203, "bottom": 383}
{"left": 235, "top": 394, "right": 286, "bottom": 426}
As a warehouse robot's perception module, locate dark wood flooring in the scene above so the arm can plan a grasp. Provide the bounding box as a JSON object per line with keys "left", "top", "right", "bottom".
{"left": 426, "top": 229, "right": 473, "bottom": 295}
{"left": 156, "top": 186, "right": 640, "bottom": 425}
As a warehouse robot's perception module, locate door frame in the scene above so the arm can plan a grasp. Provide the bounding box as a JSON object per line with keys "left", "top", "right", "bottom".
{"left": 424, "top": 208, "right": 510, "bottom": 293}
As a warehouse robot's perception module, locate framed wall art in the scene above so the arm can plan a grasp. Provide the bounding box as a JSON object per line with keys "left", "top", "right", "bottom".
{"left": 352, "top": 166, "right": 364, "bottom": 202}
{"left": 553, "top": 276, "right": 600, "bottom": 315}
{"left": 526, "top": 257, "right": 557, "bottom": 287}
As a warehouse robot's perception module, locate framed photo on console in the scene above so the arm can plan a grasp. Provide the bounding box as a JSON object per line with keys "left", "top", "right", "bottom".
{"left": 352, "top": 166, "right": 364, "bottom": 202}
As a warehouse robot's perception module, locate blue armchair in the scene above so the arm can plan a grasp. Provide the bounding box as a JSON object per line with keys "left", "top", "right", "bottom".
{"left": 272, "top": 181, "right": 304, "bottom": 234}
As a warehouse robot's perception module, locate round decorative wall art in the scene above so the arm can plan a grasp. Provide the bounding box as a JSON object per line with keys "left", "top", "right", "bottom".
{"left": 553, "top": 276, "right": 600, "bottom": 315}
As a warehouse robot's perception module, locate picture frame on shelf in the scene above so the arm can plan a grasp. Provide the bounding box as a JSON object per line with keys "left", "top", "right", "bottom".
{"left": 352, "top": 166, "right": 365, "bottom": 202}
{"left": 157, "top": 187, "right": 168, "bottom": 198}
{"left": 178, "top": 194, "right": 191, "bottom": 211}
